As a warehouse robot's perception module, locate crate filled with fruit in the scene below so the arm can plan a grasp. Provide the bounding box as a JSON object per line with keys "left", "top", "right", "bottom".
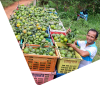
{"left": 22, "top": 44, "right": 59, "bottom": 72}
{"left": 50, "top": 32, "right": 67, "bottom": 45}
{"left": 49, "top": 23, "right": 66, "bottom": 33}
{"left": 55, "top": 42, "right": 82, "bottom": 74}
{"left": 54, "top": 33, "right": 80, "bottom": 59}
{"left": 44, "top": 8, "right": 57, "bottom": 14}
{"left": 53, "top": 29, "right": 82, "bottom": 74}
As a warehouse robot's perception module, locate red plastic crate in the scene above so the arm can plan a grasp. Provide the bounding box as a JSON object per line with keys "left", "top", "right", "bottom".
{"left": 50, "top": 31, "right": 66, "bottom": 45}
{"left": 18, "top": 41, "right": 20, "bottom": 44}
{"left": 31, "top": 71, "right": 56, "bottom": 85}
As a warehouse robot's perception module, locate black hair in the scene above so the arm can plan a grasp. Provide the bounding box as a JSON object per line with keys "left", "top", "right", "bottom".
{"left": 87, "top": 29, "right": 98, "bottom": 39}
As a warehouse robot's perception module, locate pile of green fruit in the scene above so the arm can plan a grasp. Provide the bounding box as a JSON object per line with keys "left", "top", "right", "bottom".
{"left": 66, "top": 29, "right": 79, "bottom": 44}
{"left": 35, "top": 30, "right": 49, "bottom": 38}
{"left": 22, "top": 35, "right": 51, "bottom": 46}
{"left": 50, "top": 24, "right": 64, "bottom": 31}
{"left": 51, "top": 29, "right": 79, "bottom": 44}
{"left": 23, "top": 46, "right": 56, "bottom": 56}
{"left": 52, "top": 33, "right": 68, "bottom": 44}
{"left": 58, "top": 46, "right": 76, "bottom": 58}
{"left": 45, "top": 8, "right": 56, "bottom": 13}
{"left": 9, "top": 5, "right": 60, "bottom": 45}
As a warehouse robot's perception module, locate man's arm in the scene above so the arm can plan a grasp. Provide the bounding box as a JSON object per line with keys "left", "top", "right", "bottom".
{"left": 71, "top": 45, "right": 90, "bottom": 57}
{"left": 74, "top": 40, "right": 77, "bottom": 45}
{"left": 67, "top": 41, "right": 90, "bottom": 57}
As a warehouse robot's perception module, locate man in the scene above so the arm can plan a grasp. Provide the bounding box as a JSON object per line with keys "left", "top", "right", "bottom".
{"left": 67, "top": 29, "right": 98, "bottom": 68}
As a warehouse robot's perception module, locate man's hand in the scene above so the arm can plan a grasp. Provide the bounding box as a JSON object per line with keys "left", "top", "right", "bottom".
{"left": 67, "top": 43, "right": 76, "bottom": 49}
{"left": 66, "top": 28, "right": 71, "bottom": 35}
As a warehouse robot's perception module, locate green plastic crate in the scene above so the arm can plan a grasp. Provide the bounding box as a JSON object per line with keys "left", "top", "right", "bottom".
{"left": 45, "top": 38, "right": 53, "bottom": 46}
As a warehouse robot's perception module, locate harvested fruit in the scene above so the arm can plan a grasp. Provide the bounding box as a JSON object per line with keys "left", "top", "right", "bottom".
{"left": 10, "top": 5, "right": 60, "bottom": 45}
{"left": 71, "top": 38, "right": 75, "bottom": 42}
{"left": 50, "top": 25, "right": 55, "bottom": 29}
{"left": 16, "top": 35, "right": 21, "bottom": 41}
{"left": 52, "top": 33, "right": 67, "bottom": 43}
{"left": 29, "top": 46, "right": 33, "bottom": 51}
{"left": 60, "top": 34, "right": 65, "bottom": 39}
{"left": 16, "top": 35, "right": 18, "bottom": 38}
{"left": 60, "top": 40, "right": 64, "bottom": 43}
{"left": 49, "top": 51, "right": 53, "bottom": 56}
{"left": 57, "top": 45, "right": 76, "bottom": 58}
{"left": 23, "top": 30, "right": 27, "bottom": 34}
{"left": 23, "top": 47, "right": 29, "bottom": 53}
{"left": 67, "top": 40, "right": 72, "bottom": 44}
{"left": 72, "top": 55, "right": 76, "bottom": 58}
{"left": 37, "top": 26, "right": 41, "bottom": 30}
{"left": 27, "top": 31, "right": 32, "bottom": 35}
{"left": 68, "top": 47, "right": 73, "bottom": 51}
{"left": 61, "top": 54, "right": 65, "bottom": 57}
{"left": 64, "top": 38, "right": 68, "bottom": 42}
{"left": 42, "top": 27, "right": 46, "bottom": 31}
{"left": 16, "top": 23, "right": 20, "bottom": 27}
{"left": 67, "top": 53, "right": 72, "bottom": 58}
{"left": 40, "top": 35, "right": 44, "bottom": 40}
{"left": 23, "top": 46, "right": 56, "bottom": 56}
{"left": 36, "top": 23, "right": 39, "bottom": 26}
{"left": 44, "top": 33, "right": 49, "bottom": 37}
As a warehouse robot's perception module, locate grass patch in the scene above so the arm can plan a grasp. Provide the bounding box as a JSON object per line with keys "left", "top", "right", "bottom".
{"left": 1, "top": 0, "right": 20, "bottom": 8}
{"left": 59, "top": 11, "right": 100, "bottom": 62}
{"left": 92, "top": 55, "right": 100, "bottom": 62}
{"left": 75, "top": 34, "right": 86, "bottom": 40}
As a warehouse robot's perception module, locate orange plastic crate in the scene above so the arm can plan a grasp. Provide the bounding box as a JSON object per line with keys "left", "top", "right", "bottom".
{"left": 22, "top": 44, "right": 59, "bottom": 72}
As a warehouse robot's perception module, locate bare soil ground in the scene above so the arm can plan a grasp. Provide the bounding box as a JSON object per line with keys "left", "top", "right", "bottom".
{"left": 4, "top": 0, "right": 33, "bottom": 19}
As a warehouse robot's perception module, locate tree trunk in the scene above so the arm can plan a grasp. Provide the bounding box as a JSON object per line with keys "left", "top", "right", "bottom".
{"left": 64, "top": 1, "right": 66, "bottom": 11}
{"left": 93, "top": 5, "right": 95, "bottom": 13}
{"left": 78, "top": 4, "right": 82, "bottom": 11}
{"left": 33, "top": 0, "right": 36, "bottom": 6}
{"left": 55, "top": 1, "right": 58, "bottom": 10}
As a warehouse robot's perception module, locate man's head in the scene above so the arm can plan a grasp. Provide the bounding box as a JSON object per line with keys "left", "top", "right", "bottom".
{"left": 86, "top": 29, "right": 98, "bottom": 44}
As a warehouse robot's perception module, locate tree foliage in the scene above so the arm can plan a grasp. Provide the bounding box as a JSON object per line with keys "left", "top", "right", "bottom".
{"left": 37, "top": 0, "right": 100, "bottom": 15}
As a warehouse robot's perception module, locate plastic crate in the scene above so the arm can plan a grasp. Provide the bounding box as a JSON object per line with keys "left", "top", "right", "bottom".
{"left": 20, "top": 39, "right": 23, "bottom": 49}
{"left": 22, "top": 44, "right": 59, "bottom": 72}
{"left": 46, "top": 27, "right": 50, "bottom": 38}
{"left": 50, "top": 31, "right": 66, "bottom": 45}
{"left": 56, "top": 68, "right": 66, "bottom": 79}
{"left": 56, "top": 70, "right": 65, "bottom": 78}
{"left": 49, "top": 12, "right": 57, "bottom": 15}
{"left": 20, "top": 37, "right": 53, "bottom": 47}
{"left": 45, "top": 38, "right": 53, "bottom": 46}
{"left": 31, "top": 71, "right": 56, "bottom": 85}
{"left": 17, "top": 40, "right": 20, "bottom": 45}
{"left": 55, "top": 42, "right": 83, "bottom": 74}
{"left": 45, "top": 8, "right": 56, "bottom": 13}
{"left": 59, "top": 19, "right": 65, "bottom": 26}
{"left": 49, "top": 19, "right": 66, "bottom": 32}
{"left": 49, "top": 25, "right": 66, "bottom": 33}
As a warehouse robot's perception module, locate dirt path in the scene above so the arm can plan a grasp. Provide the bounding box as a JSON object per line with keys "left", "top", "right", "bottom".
{"left": 4, "top": 0, "right": 33, "bottom": 19}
